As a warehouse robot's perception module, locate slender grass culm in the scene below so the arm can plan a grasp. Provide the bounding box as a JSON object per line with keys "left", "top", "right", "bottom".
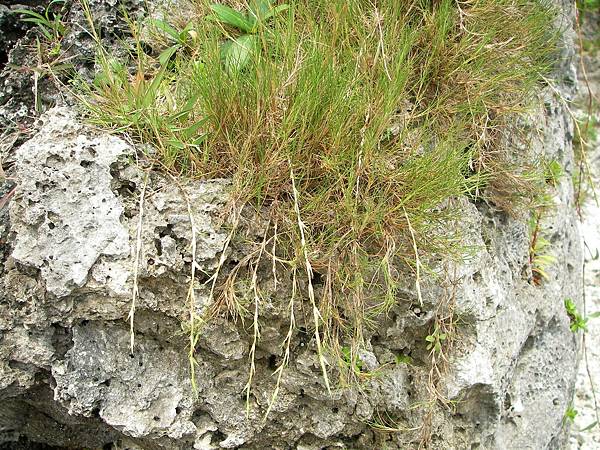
{"left": 76, "top": 0, "right": 558, "bottom": 411}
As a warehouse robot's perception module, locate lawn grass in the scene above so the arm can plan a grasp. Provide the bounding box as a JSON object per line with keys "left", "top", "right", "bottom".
{"left": 77, "top": 0, "right": 558, "bottom": 392}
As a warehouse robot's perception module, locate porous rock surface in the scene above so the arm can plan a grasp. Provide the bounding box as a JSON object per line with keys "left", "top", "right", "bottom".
{"left": 0, "top": 0, "right": 585, "bottom": 449}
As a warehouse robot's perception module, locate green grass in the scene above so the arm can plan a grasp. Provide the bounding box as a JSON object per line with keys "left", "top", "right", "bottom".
{"left": 578, "top": 0, "right": 600, "bottom": 12}
{"left": 77, "top": 0, "right": 557, "bottom": 394}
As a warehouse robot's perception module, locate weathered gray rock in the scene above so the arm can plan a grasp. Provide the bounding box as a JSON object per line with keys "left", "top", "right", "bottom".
{"left": 10, "top": 107, "right": 130, "bottom": 297}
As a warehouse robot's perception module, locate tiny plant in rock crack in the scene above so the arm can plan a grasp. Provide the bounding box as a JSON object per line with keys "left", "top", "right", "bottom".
{"left": 528, "top": 213, "right": 555, "bottom": 284}
{"left": 565, "top": 298, "right": 588, "bottom": 332}
{"left": 15, "top": 0, "right": 71, "bottom": 113}
{"left": 341, "top": 346, "right": 364, "bottom": 376}
{"left": 528, "top": 159, "right": 565, "bottom": 284}
{"left": 425, "top": 326, "right": 447, "bottom": 354}
{"left": 564, "top": 298, "right": 600, "bottom": 332}
{"left": 564, "top": 405, "right": 578, "bottom": 424}
{"left": 544, "top": 160, "right": 563, "bottom": 186}
{"left": 395, "top": 353, "right": 413, "bottom": 365}
{"left": 209, "top": 0, "right": 288, "bottom": 74}
{"left": 16, "top": 0, "right": 67, "bottom": 57}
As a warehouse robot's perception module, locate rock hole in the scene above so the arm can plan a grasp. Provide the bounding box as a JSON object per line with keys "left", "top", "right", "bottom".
{"left": 117, "top": 182, "right": 137, "bottom": 198}
{"left": 175, "top": 407, "right": 181, "bottom": 415}
{"left": 503, "top": 393, "right": 511, "bottom": 410}
{"left": 153, "top": 415, "right": 160, "bottom": 421}
{"left": 48, "top": 222, "right": 55, "bottom": 230}
{"left": 80, "top": 160, "right": 93, "bottom": 168}
{"left": 91, "top": 407, "right": 101, "bottom": 418}
{"left": 410, "top": 305, "right": 426, "bottom": 318}
{"left": 210, "top": 430, "right": 226, "bottom": 445}
{"left": 0, "top": 16, "right": 24, "bottom": 72}
{"left": 158, "top": 224, "right": 175, "bottom": 238}
{"left": 154, "top": 238, "right": 163, "bottom": 256}
{"left": 268, "top": 354, "right": 277, "bottom": 370}
{"left": 331, "top": 407, "right": 339, "bottom": 414}
{"left": 100, "top": 379, "right": 111, "bottom": 387}
{"left": 85, "top": 146, "right": 98, "bottom": 157}
{"left": 311, "top": 270, "right": 324, "bottom": 285}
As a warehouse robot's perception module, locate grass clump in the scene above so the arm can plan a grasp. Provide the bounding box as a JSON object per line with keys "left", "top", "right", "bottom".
{"left": 78, "top": 0, "right": 557, "bottom": 398}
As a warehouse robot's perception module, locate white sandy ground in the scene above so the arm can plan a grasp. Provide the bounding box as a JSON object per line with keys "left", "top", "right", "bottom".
{"left": 569, "top": 63, "right": 600, "bottom": 447}
{"left": 569, "top": 147, "right": 600, "bottom": 449}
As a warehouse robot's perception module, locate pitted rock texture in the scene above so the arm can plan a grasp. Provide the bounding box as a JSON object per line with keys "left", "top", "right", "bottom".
{"left": 0, "top": 1, "right": 584, "bottom": 449}
{"left": 10, "top": 108, "right": 130, "bottom": 297}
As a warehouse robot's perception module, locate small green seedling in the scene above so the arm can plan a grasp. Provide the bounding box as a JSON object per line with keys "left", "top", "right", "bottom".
{"left": 209, "top": 0, "right": 288, "bottom": 74}
{"left": 425, "top": 327, "right": 447, "bottom": 353}
{"left": 564, "top": 405, "right": 578, "bottom": 424}
{"left": 544, "top": 160, "right": 563, "bottom": 186}
{"left": 341, "top": 346, "right": 364, "bottom": 374}
{"left": 529, "top": 214, "right": 556, "bottom": 284}
{"left": 564, "top": 298, "right": 600, "bottom": 332}
{"left": 16, "top": 0, "right": 66, "bottom": 56}
{"left": 395, "top": 354, "right": 413, "bottom": 365}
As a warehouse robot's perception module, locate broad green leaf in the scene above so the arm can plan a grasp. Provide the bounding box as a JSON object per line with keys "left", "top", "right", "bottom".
{"left": 248, "top": 0, "right": 272, "bottom": 26}
{"left": 190, "top": 134, "right": 207, "bottom": 147}
{"left": 158, "top": 45, "right": 180, "bottom": 66}
{"left": 166, "top": 138, "right": 186, "bottom": 150}
{"left": 14, "top": 9, "right": 47, "bottom": 22}
{"left": 249, "top": 1, "right": 288, "bottom": 25}
{"left": 587, "top": 311, "right": 600, "bottom": 318}
{"left": 181, "top": 118, "right": 209, "bottom": 139}
{"left": 142, "top": 67, "right": 167, "bottom": 108}
{"left": 169, "top": 93, "right": 201, "bottom": 121}
{"left": 223, "top": 34, "right": 257, "bottom": 75}
{"left": 209, "top": 4, "right": 254, "bottom": 33}
{"left": 150, "top": 19, "right": 182, "bottom": 43}
{"left": 262, "top": 4, "right": 289, "bottom": 22}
